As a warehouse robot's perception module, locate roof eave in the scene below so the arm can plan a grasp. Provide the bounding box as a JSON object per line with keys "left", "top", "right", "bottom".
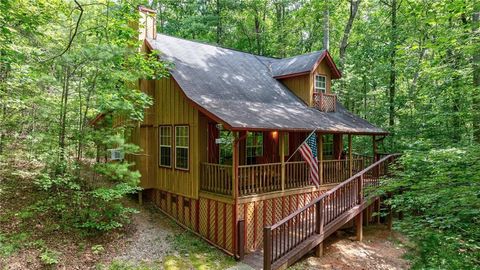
{"left": 273, "top": 70, "right": 311, "bottom": 79}
{"left": 227, "top": 125, "right": 389, "bottom": 136}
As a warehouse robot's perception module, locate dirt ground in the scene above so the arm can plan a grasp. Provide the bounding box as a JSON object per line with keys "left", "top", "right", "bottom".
{"left": 291, "top": 225, "right": 410, "bottom": 270}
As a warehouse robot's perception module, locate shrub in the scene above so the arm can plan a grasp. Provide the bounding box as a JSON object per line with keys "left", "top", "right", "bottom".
{"left": 382, "top": 145, "right": 480, "bottom": 269}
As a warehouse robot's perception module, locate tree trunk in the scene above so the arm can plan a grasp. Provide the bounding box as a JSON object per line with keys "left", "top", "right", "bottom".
{"left": 363, "top": 75, "right": 367, "bottom": 119}
{"left": 323, "top": 0, "right": 329, "bottom": 51}
{"left": 388, "top": 0, "right": 397, "bottom": 129}
{"left": 0, "top": 103, "right": 5, "bottom": 155}
{"left": 473, "top": 12, "right": 480, "bottom": 143}
{"left": 59, "top": 67, "right": 70, "bottom": 162}
{"left": 216, "top": 0, "right": 222, "bottom": 44}
{"left": 339, "top": 0, "right": 360, "bottom": 67}
{"left": 339, "top": 0, "right": 361, "bottom": 110}
{"left": 274, "top": 1, "right": 286, "bottom": 57}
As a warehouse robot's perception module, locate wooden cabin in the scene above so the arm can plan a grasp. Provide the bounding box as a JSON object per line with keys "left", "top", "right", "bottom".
{"left": 131, "top": 7, "right": 397, "bottom": 270}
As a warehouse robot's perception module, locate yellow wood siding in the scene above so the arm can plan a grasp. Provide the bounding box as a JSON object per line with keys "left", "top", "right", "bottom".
{"left": 312, "top": 60, "right": 332, "bottom": 94}
{"left": 134, "top": 76, "right": 202, "bottom": 199}
{"left": 280, "top": 59, "right": 334, "bottom": 107}
{"left": 281, "top": 74, "right": 312, "bottom": 106}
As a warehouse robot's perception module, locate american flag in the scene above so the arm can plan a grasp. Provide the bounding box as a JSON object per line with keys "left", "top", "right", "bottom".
{"left": 299, "top": 133, "right": 320, "bottom": 187}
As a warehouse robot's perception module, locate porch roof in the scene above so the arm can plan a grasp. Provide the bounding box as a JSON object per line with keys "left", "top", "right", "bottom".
{"left": 146, "top": 34, "right": 387, "bottom": 135}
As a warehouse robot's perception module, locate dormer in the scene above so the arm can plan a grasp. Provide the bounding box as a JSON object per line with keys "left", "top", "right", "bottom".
{"left": 271, "top": 50, "right": 341, "bottom": 112}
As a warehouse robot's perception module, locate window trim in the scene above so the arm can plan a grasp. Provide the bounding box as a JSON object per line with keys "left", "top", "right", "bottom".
{"left": 174, "top": 125, "right": 190, "bottom": 171}
{"left": 314, "top": 74, "right": 327, "bottom": 94}
{"left": 158, "top": 125, "right": 172, "bottom": 168}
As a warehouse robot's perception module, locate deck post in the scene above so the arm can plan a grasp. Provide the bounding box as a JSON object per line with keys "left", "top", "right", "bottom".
{"left": 263, "top": 227, "right": 272, "bottom": 270}
{"left": 315, "top": 199, "right": 325, "bottom": 257}
{"left": 355, "top": 211, "right": 363, "bottom": 241}
{"left": 138, "top": 190, "right": 143, "bottom": 205}
{"left": 280, "top": 131, "right": 286, "bottom": 191}
{"left": 348, "top": 134, "right": 353, "bottom": 177}
{"left": 372, "top": 135, "right": 378, "bottom": 162}
{"left": 315, "top": 242, "right": 324, "bottom": 257}
{"left": 318, "top": 134, "right": 323, "bottom": 185}
{"left": 237, "top": 219, "right": 245, "bottom": 261}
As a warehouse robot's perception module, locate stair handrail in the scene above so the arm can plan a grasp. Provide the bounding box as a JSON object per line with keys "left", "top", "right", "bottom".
{"left": 269, "top": 153, "right": 400, "bottom": 230}
{"left": 263, "top": 153, "right": 400, "bottom": 270}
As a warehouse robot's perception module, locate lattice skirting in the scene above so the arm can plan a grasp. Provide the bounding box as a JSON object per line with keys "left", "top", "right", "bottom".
{"left": 238, "top": 190, "right": 325, "bottom": 252}
{"left": 144, "top": 189, "right": 235, "bottom": 254}
{"left": 144, "top": 189, "right": 326, "bottom": 255}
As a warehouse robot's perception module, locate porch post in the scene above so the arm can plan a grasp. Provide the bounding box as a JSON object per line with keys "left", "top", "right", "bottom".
{"left": 318, "top": 133, "right": 323, "bottom": 185}
{"left": 232, "top": 131, "right": 240, "bottom": 258}
{"left": 280, "top": 131, "right": 286, "bottom": 191}
{"left": 372, "top": 135, "right": 377, "bottom": 162}
{"left": 348, "top": 134, "right": 353, "bottom": 177}
{"left": 232, "top": 131, "right": 239, "bottom": 198}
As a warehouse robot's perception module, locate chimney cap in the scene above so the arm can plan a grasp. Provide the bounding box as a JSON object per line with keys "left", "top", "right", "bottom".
{"left": 138, "top": 6, "right": 157, "bottom": 14}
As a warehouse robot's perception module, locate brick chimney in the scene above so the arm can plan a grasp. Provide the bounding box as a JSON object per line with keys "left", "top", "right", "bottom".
{"left": 138, "top": 6, "right": 157, "bottom": 41}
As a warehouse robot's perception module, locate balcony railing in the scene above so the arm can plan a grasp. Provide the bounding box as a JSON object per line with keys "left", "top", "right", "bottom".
{"left": 313, "top": 92, "right": 336, "bottom": 112}
{"left": 200, "top": 156, "right": 372, "bottom": 197}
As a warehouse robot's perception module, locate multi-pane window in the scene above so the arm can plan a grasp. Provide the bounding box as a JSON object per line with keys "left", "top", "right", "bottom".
{"left": 246, "top": 132, "right": 263, "bottom": 165}
{"left": 175, "top": 126, "right": 189, "bottom": 170}
{"left": 323, "top": 134, "right": 333, "bottom": 158}
{"left": 315, "top": 75, "right": 326, "bottom": 93}
{"left": 159, "top": 126, "right": 172, "bottom": 167}
{"left": 281, "top": 133, "right": 289, "bottom": 156}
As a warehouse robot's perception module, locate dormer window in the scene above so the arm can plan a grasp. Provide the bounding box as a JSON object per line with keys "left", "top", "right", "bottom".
{"left": 315, "top": 75, "right": 326, "bottom": 93}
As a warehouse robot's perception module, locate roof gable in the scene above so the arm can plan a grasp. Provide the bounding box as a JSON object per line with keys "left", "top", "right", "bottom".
{"left": 270, "top": 50, "right": 341, "bottom": 79}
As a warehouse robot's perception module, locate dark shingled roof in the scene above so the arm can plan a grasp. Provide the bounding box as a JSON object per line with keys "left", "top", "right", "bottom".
{"left": 269, "top": 51, "right": 324, "bottom": 78}
{"left": 146, "top": 34, "right": 387, "bottom": 135}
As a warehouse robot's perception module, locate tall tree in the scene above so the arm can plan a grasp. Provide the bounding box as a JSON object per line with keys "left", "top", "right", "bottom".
{"left": 323, "top": 0, "right": 330, "bottom": 51}
{"left": 473, "top": 12, "right": 480, "bottom": 143}
{"left": 339, "top": 0, "right": 361, "bottom": 67}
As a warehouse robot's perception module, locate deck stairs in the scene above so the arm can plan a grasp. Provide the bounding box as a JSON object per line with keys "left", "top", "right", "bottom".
{"left": 247, "top": 154, "right": 400, "bottom": 270}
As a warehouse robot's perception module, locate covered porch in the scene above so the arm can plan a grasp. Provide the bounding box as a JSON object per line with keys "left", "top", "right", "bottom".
{"left": 200, "top": 123, "right": 383, "bottom": 198}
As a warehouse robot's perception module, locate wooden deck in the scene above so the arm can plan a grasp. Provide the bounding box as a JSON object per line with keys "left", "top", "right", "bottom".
{"left": 242, "top": 195, "right": 375, "bottom": 269}
{"left": 242, "top": 155, "right": 399, "bottom": 270}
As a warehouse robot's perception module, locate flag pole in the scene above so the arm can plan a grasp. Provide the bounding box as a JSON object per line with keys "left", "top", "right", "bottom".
{"left": 285, "top": 128, "right": 318, "bottom": 163}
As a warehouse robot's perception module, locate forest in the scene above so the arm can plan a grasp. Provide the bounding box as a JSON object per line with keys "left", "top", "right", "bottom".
{"left": 0, "top": 0, "right": 479, "bottom": 269}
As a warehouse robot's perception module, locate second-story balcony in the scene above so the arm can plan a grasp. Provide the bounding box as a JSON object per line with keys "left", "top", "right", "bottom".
{"left": 313, "top": 92, "right": 337, "bottom": 112}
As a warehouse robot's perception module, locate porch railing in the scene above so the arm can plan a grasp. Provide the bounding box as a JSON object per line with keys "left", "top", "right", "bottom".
{"left": 239, "top": 163, "right": 282, "bottom": 196}
{"left": 200, "top": 163, "right": 233, "bottom": 196}
{"left": 313, "top": 92, "right": 337, "bottom": 112}
{"left": 200, "top": 157, "right": 374, "bottom": 197}
{"left": 263, "top": 154, "right": 400, "bottom": 270}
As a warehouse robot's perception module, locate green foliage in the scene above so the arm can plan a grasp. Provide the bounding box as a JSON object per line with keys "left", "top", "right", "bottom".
{"left": 381, "top": 145, "right": 480, "bottom": 269}
{"left": 39, "top": 248, "right": 60, "bottom": 265}
{"left": 1, "top": 0, "right": 168, "bottom": 237}
{"left": 91, "top": 244, "right": 105, "bottom": 255}
{"left": 0, "top": 232, "right": 29, "bottom": 257}
{"left": 166, "top": 231, "right": 236, "bottom": 270}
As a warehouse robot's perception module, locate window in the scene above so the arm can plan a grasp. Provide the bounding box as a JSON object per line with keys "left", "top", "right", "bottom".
{"left": 280, "top": 133, "right": 289, "bottom": 156}
{"left": 315, "top": 75, "right": 326, "bottom": 93}
{"left": 175, "top": 126, "right": 189, "bottom": 170}
{"left": 246, "top": 132, "right": 263, "bottom": 165}
{"left": 219, "top": 131, "right": 233, "bottom": 165}
{"left": 159, "top": 126, "right": 172, "bottom": 167}
{"left": 323, "top": 134, "right": 333, "bottom": 158}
